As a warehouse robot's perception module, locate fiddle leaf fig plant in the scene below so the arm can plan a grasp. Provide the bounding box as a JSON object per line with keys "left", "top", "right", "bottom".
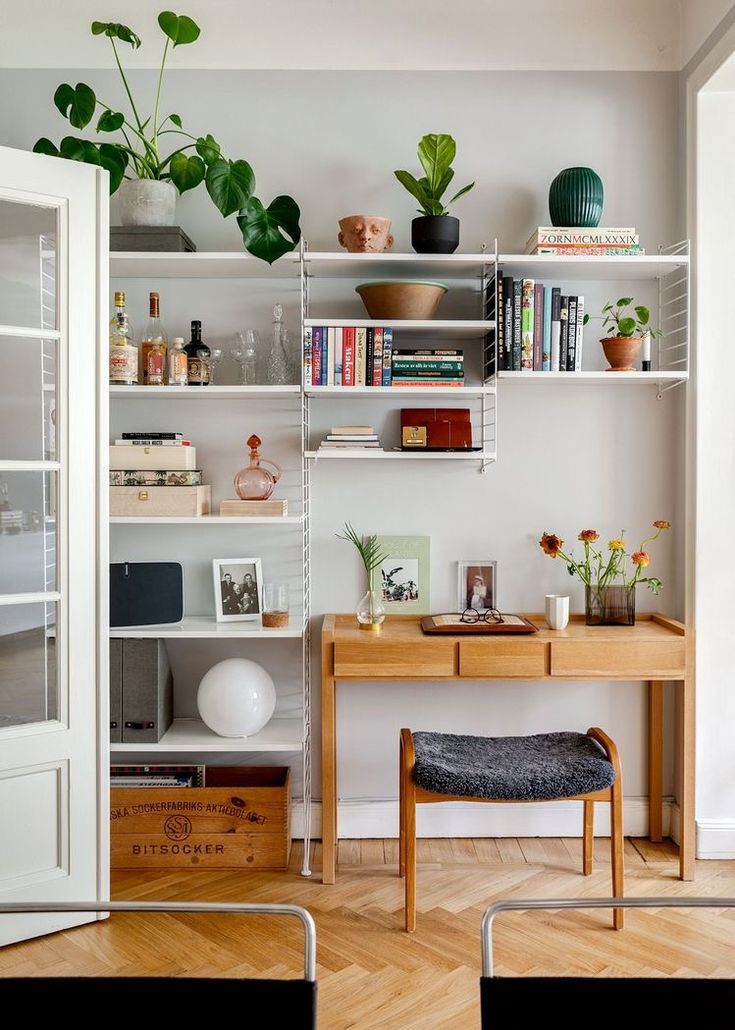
{"left": 394, "top": 133, "right": 474, "bottom": 216}
{"left": 33, "top": 12, "right": 301, "bottom": 263}
{"left": 583, "top": 298, "right": 663, "bottom": 339}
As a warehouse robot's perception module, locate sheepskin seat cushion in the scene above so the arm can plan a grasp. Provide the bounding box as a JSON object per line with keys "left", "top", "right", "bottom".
{"left": 412, "top": 731, "right": 615, "bottom": 801}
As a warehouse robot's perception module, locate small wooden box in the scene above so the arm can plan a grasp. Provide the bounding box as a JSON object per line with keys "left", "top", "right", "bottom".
{"left": 110, "top": 484, "right": 211, "bottom": 516}
{"left": 110, "top": 767, "right": 291, "bottom": 869}
{"left": 109, "top": 444, "right": 198, "bottom": 471}
{"left": 110, "top": 225, "right": 197, "bottom": 252}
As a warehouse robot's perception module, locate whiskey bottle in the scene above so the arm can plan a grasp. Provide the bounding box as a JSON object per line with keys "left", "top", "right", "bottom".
{"left": 168, "top": 337, "right": 188, "bottom": 386}
{"left": 108, "top": 291, "right": 138, "bottom": 386}
{"left": 140, "top": 291, "right": 168, "bottom": 384}
{"left": 185, "top": 320, "right": 210, "bottom": 386}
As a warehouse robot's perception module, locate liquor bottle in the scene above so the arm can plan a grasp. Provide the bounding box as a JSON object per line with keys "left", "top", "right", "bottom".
{"left": 108, "top": 291, "right": 138, "bottom": 386}
{"left": 140, "top": 291, "right": 168, "bottom": 384}
{"left": 146, "top": 339, "right": 165, "bottom": 385}
{"left": 185, "top": 320, "right": 210, "bottom": 386}
{"left": 168, "top": 336, "right": 188, "bottom": 386}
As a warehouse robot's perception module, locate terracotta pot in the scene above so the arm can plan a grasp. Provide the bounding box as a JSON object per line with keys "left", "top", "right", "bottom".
{"left": 355, "top": 280, "right": 447, "bottom": 320}
{"left": 601, "top": 335, "right": 642, "bottom": 372}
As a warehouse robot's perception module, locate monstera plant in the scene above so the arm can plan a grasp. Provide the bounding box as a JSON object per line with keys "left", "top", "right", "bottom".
{"left": 33, "top": 12, "right": 300, "bottom": 263}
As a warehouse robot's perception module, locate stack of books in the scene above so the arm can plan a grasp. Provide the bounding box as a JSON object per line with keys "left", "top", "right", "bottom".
{"left": 109, "top": 432, "right": 211, "bottom": 515}
{"left": 317, "top": 425, "right": 382, "bottom": 453}
{"left": 525, "top": 226, "right": 643, "bottom": 256}
{"left": 391, "top": 349, "right": 464, "bottom": 388}
{"left": 110, "top": 764, "right": 206, "bottom": 787}
{"left": 493, "top": 273, "right": 586, "bottom": 371}
{"left": 304, "top": 326, "right": 393, "bottom": 387}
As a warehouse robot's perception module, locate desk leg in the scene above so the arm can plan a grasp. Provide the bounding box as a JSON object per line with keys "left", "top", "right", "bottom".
{"left": 678, "top": 678, "right": 696, "bottom": 881}
{"left": 321, "top": 640, "right": 337, "bottom": 885}
{"left": 648, "top": 680, "right": 663, "bottom": 842}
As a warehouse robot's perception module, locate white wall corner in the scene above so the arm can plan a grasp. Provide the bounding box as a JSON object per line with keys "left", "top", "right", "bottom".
{"left": 695, "top": 817, "right": 735, "bottom": 859}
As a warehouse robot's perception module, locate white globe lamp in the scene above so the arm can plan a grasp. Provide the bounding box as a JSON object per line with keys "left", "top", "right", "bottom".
{"left": 196, "top": 658, "right": 276, "bottom": 738}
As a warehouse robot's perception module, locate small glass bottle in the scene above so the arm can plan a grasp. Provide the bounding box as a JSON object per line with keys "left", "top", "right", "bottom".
{"left": 140, "top": 291, "right": 168, "bottom": 384}
{"left": 185, "top": 320, "right": 210, "bottom": 386}
{"left": 146, "top": 339, "right": 165, "bottom": 385}
{"left": 266, "top": 303, "right": 290, "bottom": 384}
{"left": 108, "top": 291, "right": 138, "bottom": 386}
{"left": 168, "top": 337, "right": 188, "bottom": 386}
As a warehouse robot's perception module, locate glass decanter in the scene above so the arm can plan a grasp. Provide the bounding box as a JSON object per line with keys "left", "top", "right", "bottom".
{"left": 265, "top": 303, "right": 290, "bottom": 384}
{"left": 234, "top": 434, "right": 283, "bottom": 500}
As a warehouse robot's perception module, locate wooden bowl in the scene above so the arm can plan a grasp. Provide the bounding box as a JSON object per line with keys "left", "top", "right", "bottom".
{"left": 355, "top": 280, "right": 448, "bottom": 320}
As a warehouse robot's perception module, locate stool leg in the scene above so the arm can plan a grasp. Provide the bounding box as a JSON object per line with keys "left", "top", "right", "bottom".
{"left": 405, "top": 779, "right": 417, "bottom": 932}
{"left": 399, "top": 736, "right": 406, "bottom": 878}
{"left": 610, "top": 778, "right": 625, "bottom": 930}
{"left": 582, "top": 799, "right": 594, "bottom": 875}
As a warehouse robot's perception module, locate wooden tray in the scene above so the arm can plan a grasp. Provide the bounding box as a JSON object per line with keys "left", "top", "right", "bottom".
{"left": 421, "top": 613, "right": 539, "bottom": 634}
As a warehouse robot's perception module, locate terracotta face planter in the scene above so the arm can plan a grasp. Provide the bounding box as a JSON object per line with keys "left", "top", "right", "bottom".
{"left": 338, "top": 215, "right": 394, "bottom": 253}
{"left": 601, "top": 335, "right": 642, "bottom": 372}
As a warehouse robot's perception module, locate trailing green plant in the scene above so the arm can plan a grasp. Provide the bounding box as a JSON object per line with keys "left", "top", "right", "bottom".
{"left": 33, "top": 13, "right": 300, "bottom": 263}
{"left": 583, "top": 297, "right": 662, "bottom": 339}
{"left": 394, "top": 133, "right": 474, "bottom": 217}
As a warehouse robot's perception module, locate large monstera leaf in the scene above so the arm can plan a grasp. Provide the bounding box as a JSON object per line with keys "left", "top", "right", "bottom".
{"left": 32, "top": 136, "right": 128, "bottom": 193}
{"left": 54, "top": 83, "right": 97, "bottom": 130}
{"left": 237, "top": 196, "right": 301, "bottom": 264}
{"left": 206, "top": 158, "right": 255, "bottom": 217}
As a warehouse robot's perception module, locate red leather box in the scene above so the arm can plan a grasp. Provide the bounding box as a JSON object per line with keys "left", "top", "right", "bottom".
{"left": 400, "top": 408, "right": 473, "bottom": 450}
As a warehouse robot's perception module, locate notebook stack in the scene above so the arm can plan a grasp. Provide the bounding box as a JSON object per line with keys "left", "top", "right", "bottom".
{"left": 318, "top": 425, "right": 382, "bottom": 453}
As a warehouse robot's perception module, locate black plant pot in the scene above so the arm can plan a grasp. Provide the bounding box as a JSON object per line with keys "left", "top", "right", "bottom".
{"left": 411, "top": 215, "right": 459, "bottom": 254}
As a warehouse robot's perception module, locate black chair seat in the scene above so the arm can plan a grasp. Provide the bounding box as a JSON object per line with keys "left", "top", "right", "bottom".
{"left": 413, "top": 730, "right": 616, "bottom": 801}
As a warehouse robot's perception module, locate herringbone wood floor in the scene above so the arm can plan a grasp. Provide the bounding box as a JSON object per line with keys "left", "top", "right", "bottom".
{"left": 2, "top": 838, "right": 734, "bottom": 1028}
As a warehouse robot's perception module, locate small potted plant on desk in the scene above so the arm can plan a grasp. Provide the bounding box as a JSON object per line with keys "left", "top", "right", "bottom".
{"left": 337, "top": 522, "right": 389, "bottom": 631}
{"left": 583, "top": 298, "right": 662, "bottom": 372}
{"left": 394, "top": 133, "right": 474, "bottom": 253}
{"left": 539, "top": 522, "right": 671, "bottom": 625}
{"left": 33, "top": 12, "right": 300, "bottom": 261}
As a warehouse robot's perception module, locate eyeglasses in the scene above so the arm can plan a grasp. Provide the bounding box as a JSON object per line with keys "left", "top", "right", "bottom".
{"left": 460, "top": 607, "right": 502, "bottom": 624}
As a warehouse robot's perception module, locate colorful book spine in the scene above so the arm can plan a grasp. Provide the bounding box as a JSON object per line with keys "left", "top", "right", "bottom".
{"left": 365, "top": 327, "right": 374, "bottom": 386}
{"left": 566, "top": 296, "right": 578, "bottom": 371}
{"left": 392, "top": 360, "right": 464, "bottom": 371}
{"left": 533, "top": 282, "right": 544, "bottom": 370}
{"left": 574, "top": 295, "right": 585, "bottom": 372}
{"left": 502, "top": 276, "right": 514, "bottom": 371}
{"left": 355, "top": 327, "right": 367, "bottom": 386}
{"left": 542, "top": 285, "right": 553, "bottom": 372}
{"left": 334, "top": 327, "right": 343, "bottom": 386}
{"left": 321, "top": 328, "right": 327, "bottom": 386}
{"left": 381, "top": 328, "right": 393, "bottom": 386}
{"left": 559, "top": 296, "right": 569, "bottom": 371}
{"left": 520, "top": 279, "right": 534, "bottom": 370}
{"left": 372, "top": 327, "right": 383, "bottom": 386}
{"left": 550, "top": 288, "right": 561, "bottom": 372}
{"left": 526, "top": 226, "right": 638, "bottom": 248}
{"left": 532, "top": 245, "right": 643, "bottom": 255}
{"left": 391, "top": 380, "right": 463, "bottom": 388}
{"left": 303, "top": 327, "right": 312, "bottom": 386}
{"left": 311, "top": 327, "right": 322, "bottom": 386}
{"left": 512, "top": 279, "right": 522, "bottom": 371}
{"left": 326, "top": 327, "right": 335, "bottom": 386}
{"left": 343, "top": 327, "right": 355, "bottom": 386}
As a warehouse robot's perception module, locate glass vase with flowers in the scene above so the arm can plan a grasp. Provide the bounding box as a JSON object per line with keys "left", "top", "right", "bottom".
{"left": 539, "top": 521, "right": 671, "bottom": 626}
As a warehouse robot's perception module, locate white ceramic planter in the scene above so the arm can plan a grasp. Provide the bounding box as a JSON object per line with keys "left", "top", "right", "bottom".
{"left": 118, "top": 179, "right": 177, "bottom": 226}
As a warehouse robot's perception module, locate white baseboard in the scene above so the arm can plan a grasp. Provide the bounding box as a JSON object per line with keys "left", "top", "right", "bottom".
{"left": 291, "top": 797, "right": 674, "bottom": 840}
{"left": 695, "top": 817, "right": 735, "bottom": 859}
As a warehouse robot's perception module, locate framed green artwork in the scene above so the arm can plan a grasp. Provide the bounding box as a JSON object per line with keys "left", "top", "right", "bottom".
{"left": 370, "top": 535, "right": 430, "bottom": 614}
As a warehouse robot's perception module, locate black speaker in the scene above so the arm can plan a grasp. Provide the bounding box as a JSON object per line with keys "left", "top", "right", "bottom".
{"left": 110, "top": 561, "right": 184, "bottom": 628}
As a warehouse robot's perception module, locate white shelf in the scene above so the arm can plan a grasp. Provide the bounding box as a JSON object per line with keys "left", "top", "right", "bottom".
{"left": 110, "top": 385, "right": 300, "bottom": 398}
{"left": 110, "top": 616, "right": 303, "bottom": 639}
{"left": 110, "top": 251, "right": 298, "bottom": 279}
{"left": 110, "top": 717, "right": 303, "bottom": 753}
{"left": 305, "top": 384, "right": 495, "bottom": 397}
{"left": 303, "top": 251, "right": 493, "bottom": 278}
{"left": 306, "top": 450, "right": 496, "bottom": 461}
{"left": 110, "top": 514, "right": 303, "bottom": 525}
{"left": 498, "top": 253, "right": 689, "bottom": 281}
{"left": 498, "top": 371, "right": 688, "bottom": 382}
{"left": 304, "top": 318, "right": 492, "bottom": 332}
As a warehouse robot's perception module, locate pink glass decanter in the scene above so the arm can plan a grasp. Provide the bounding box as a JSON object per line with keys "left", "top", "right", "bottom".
{"left": 234, "top": 434, "right": 282, "bottom": 500}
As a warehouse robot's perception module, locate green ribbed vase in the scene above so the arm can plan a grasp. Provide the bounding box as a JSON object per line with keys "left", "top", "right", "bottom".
{"left": 548, "top": 166, "right": 604, "bottom": 227}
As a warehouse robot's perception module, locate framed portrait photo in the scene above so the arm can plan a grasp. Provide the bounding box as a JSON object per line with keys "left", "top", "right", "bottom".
{"left": 370, "top": 535, "right": 430, "bottom": 614}
{"left": 457, "top": 560, "right": 497, "bottom": 613}
{"left": 213, "top": 558, "right": 263, "bottom": 622}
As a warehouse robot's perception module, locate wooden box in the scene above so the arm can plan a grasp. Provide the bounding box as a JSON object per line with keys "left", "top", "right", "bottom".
{"left": 110, "top": 225, "right": 196, "bottom": 252}
{"left": 110, "top": 767, "right": 291, "bottom": 869}
{"left": 109, "top": 444, "right": 198, "bottom": 471}
{"left": 110, "top": 484, "right": 211, "bottom": 516}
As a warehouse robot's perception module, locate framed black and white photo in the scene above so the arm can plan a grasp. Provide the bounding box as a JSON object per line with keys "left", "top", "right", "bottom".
{"left": 457, "top": 560, "right": 497, "bottom": 613}
{"left": 212, "top": 558, "right": 263, "bottom": 622}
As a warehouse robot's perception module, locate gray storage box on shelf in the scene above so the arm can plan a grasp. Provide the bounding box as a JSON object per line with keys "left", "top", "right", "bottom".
{"left": 109, "top": 639, "right": 173, "bottom": 744}
{"left": 110, "top": 226, "right": 196, "bottom": 252}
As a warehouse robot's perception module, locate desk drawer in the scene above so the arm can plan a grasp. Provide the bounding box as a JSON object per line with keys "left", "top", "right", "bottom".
{"left": 459, "top": 640, "right": 547, "bottom": 678}
{"left": 550, "top": 639, "right": 686, "bottom": 678}
{"left": 333, "top": 639, "right": 455, "bottom": 677}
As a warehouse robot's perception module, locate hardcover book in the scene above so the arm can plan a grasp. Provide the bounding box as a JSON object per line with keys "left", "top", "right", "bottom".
{"left": 502, "top": 276, "right": 514, "bottom": 371}
{"left": 334, "top": 326, "right": 343, "bottom": 386}
{"left": 542, "top": 285, "right": 553, "bottom": 371}
{"left": 303, "top": 326, "right": 312, "bottom": 385}
{"left": 574, "top": 295, "right": 585, "bottom": 372}
{"left": 312, "top": 326, "right": 322, "bottom": 385}
{"left": 520, "top": 279, "right": 535, "bottom": 370}
{"left": 550, "top": 288, "right": 561, "bottom": 371}
{"left": 512, "top": 279, "right": 522, "bottom": 371}
{"left": 567, "top": 296, "right": 578, "bottom": 371}
{"left": 533, "top": 282, "right": 544, "bottom": 370}
{"left": 372, "top": 327, "right": 383, "bottom": 386}
{"left": 559, "top": 296, "right": 569, "bottom": 371}
{"left": 343, "top": 327, "right": 355, "bottom": 386}
{"left": 355, "top": 327, "right": 367, "bottom": 386}
{"left": 381, "top": 327, "right": 393, "bottom": 386}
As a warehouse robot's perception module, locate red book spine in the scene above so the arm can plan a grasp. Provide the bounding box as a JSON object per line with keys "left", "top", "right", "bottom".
{"left": 343, "top": 327, "right": 355, "bottom": 386}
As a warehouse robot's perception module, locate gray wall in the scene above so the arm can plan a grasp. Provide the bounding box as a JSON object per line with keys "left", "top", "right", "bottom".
{"left": 0, "top": 69, "right": 684, "bottom": 831}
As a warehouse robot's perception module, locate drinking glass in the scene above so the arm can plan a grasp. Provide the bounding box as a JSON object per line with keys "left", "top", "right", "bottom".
{"left": 262, "top": 582, "right": 289, "bottom": 628}
{"left": 232, "top": 330, "right": 259, "bottom": 385}
{"left": 208, "top": 348, "right": 223, "bottom": 385}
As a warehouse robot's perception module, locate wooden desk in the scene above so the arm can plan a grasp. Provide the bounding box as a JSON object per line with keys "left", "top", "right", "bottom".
{"left": 321, "top": 613, "right": 693, "bottom": 884}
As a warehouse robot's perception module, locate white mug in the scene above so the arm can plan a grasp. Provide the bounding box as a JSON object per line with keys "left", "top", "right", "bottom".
{"left": 545, "top": 594, "right": 570, "bottom": 631}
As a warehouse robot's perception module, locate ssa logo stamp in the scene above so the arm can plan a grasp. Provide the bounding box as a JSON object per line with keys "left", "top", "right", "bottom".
{"left": 164, "top": 815, "right": 192, "bottom": 841}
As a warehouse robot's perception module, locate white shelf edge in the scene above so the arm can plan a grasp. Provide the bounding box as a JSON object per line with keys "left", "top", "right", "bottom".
{"left": 110, "top": 385, "right": 300, "bottom": 398}
{"left": 305, "top": 385, "right": 495, "bottom": 396}
{"left": 499, "top": 252, "right": 688, "bottom": 265}
{"left": 110, "top": 251, "right": 299, "bottom": 279}
{"left": 110, "top": 515, "right": 303, "bottom": 525}
{"left": 110, "top": 717, "right": 303, "bottom": 753}
{"left": 498, "top": 371, "right": 688, "bottom": 382}
{"left": 304, "top": 251, "right": 493, "bottom": 264}
{"left": 304, "top": 319, "right": 493, "bottom": 330}
{"left": 305, "top": 450, "right": 496, "bottom": 461}
{"left": 110, "top": 616, "right": 303, "bottom": 639}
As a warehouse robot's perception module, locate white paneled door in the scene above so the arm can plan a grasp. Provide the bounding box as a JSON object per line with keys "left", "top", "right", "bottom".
{"left": 0, "top": 147, "right": 108, "bottom": 945}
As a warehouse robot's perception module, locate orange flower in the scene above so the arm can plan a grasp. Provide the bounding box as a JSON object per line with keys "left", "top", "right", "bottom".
{"left": 578, "top": 529, "right": 599, "bottom": 542}
{"left": 539, "top": 532, "right": 563, "bottom": 558}
{"left": 631, "top": 551, "right": 650, "bottom": 567}
{"left": 608, "top": 538, "right": 626, "bottom": 550}
{"left": 653, "top": 520, "right": 671, "bottom": 530}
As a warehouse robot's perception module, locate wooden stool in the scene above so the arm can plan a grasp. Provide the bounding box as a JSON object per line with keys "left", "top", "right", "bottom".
{"left": 399, "top": 726, "right": 624, "bottom": 932}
